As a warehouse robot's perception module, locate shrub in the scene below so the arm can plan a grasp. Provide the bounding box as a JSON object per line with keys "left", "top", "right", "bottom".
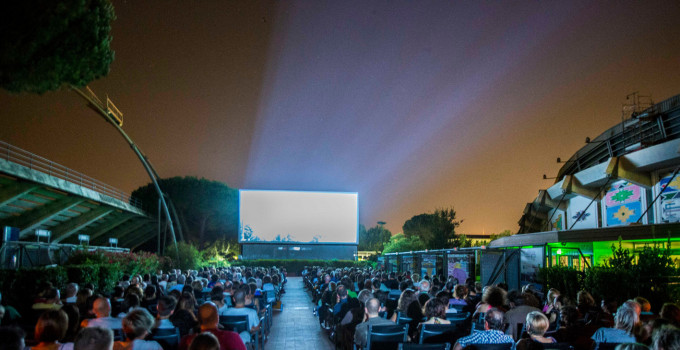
{"left": 65, "top": 265, "right": 100, "bottom": 288}
{"left": 164, "top": 242, "right": 204, "bottom": 270}
{"left": 237, "top": 259, "right": 371, "bottom": 274}
{"left": 537, "top": 265, "right": 584, "bottom": 300}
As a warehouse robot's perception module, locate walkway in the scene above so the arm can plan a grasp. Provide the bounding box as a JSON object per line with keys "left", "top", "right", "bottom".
{"left": 268, "top": 277, "right": 334, "bottom": 350}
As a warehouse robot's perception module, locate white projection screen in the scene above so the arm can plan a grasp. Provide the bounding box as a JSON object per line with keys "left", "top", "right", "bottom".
{"left": 239, "top": 190, "right": 358, "bottom": 244}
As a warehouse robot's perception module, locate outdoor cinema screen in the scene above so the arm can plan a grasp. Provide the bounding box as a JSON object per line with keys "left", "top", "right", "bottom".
{"left": 239, "top": 190, "right": 358, "bottom": 244}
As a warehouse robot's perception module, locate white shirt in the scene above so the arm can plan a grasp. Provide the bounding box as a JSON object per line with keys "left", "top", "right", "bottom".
{"left": 222, "top": 307, "right": 260, "bottom": 343}
{"left": 82, "top": 316, "right": 123, "bottom": 329}
{"left": 113, "top": 339, "right": 163, "bottom": 350}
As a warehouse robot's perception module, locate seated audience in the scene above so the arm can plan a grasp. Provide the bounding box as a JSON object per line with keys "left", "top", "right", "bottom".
{"left": 422, "top": 297, "right": 450, "bottom": 325}
{"left": 221, "top": 289, "right": 260, "bottom": 345}
{"left": 33, "top": 287, "right": 63, "bottom": 311}
{"left": 542, "top": 288, "right": 559, "bottom": 314}
{"left": 153, "top": 296, "right": 176, "bottom": 330}
{"left": 652, "top": 325, "right": 680, "bottom": 350}
{"left": 32, "top": 309, "right": 70, "bottom": 350}
{"left": 61, "top": 304, "right": 80, "bottom": 342}
{"left": 660, "top": 303, "right": 680, "bottom": 328}
{"left": 81, "top": 298, "right": 122, "bottom": 330}
{"left": 577, "top": 290, "right": 598, "bottom": 321}
{"left": 334, "top": 285, "right": 349, "bottom": 316}
{"left": 516, "top": 311, "right": 556, "bottom": 350}
{"left": 114, "top": 308, "right": 161, "bottom": 350}
{"left": 0, "top": 292, "right": 22, "bottom": 326}
{"left": 63, "top": 284, "right": 79, "bottom": 304}
{"left": 0, "top": 326, "right": 25, "bottom": 350}
{"left": 453, "top": 307, "right": 514, "bottom": 350}
{"left": 504, "top": 291, "right": 540, "bottom": 339}
{"left": 554, "top": 305, "right": 595, "bottom": 350}
{"left": 473, "top": 286, "right": 507, "bottom": 319}
{"left": 450, "top": 284, "right": 468, "bottom": 307}
{"left": 390, "top": 289, "right": 417, "bottom": 322}
{"left": 141, "top": 286, "right": 157, "bottom": 310}
{"left": 188, "top": 332, "right": 220, "bottom": 350}
{"left": 592, "top": 304, "right": 639, "bottom": 344}
{"left": 171, "top": 293, "right": 198, "bottom": 337}
{"left": 354, "top": 298, "right": 396, "bottom": 349}
{"left": 178, "top": 303, "right": 246, "bottom": 350}
{"left": 73, "top": 327, "right": 113, "bottom": 350}
{"left": 418, "top": 280, "right": 431, "bottom": 305}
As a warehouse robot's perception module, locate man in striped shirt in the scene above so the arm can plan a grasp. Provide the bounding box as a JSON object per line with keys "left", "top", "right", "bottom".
{"left": 454, "top": 308, "right": 515, "bottom": 350}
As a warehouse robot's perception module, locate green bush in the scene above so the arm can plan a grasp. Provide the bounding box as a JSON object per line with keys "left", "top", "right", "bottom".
{"left": 540, "top": 240, "right": 680, "bottom": 311}
{"left": 164, "top": 242, "right": 204, "bottom": 270}
{"left": 537, "top": 265, "right": 584, "bottom": 300}
{"left": 3, "top": 266, "right": 68, "bottom": 316}
{"left": 583, "top": 266, "right": 635, "bottom": 302}
{"left": 65, "top": 265, "right": 100, "bottom": 288}
{"left": 237, "top": 259, "right": 370, "bottom": 273}
{"left": 98, "top": 263, "right": 123, "bottom": 293}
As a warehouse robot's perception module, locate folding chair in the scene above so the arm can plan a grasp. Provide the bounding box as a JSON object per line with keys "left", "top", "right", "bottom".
{"left": 152, "top": 327, "right": 180, "bottom": 350}
{"left": 219, "top": 315, "right": 262, "bottom": 350}
{"left": 419, "top": 323, "right": 464, "bottom": 344}
{"left": 594, "top": 343, "right": 621, "bottom": 350}
{"left": 445, "top": 312, "right": 469, "bottom": 322}
{"left": 396, "top": 312, "right": 413, "bottom": 326}
{"left": 365, "top": 323, "right": 409, "bottom": 350}
{"left": 471, "top": 313, "right": 485, "bottom": 333}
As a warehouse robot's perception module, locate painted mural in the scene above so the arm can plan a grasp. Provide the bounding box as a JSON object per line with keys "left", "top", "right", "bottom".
{"left": 656, "top": 173, "right": 680, "bottom": 223}
{"left": 447, "top": 255, "right": 470, "bottom": 285}
{"left": 549, "top": 208, "right": 566, "bottom": 231}
{"left": 603, "top": 180, "right": 645, "bottom": 226}
{"left": 566, "top": 195, "right": 599, "bottom": 229}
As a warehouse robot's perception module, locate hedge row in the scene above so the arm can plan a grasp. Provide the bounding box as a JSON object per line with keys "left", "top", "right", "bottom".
{"left": 238, "top": 259, "right": 374, "bottom": 274}
{"left": 0, "top": 264, "right": 123, "bottom": 318}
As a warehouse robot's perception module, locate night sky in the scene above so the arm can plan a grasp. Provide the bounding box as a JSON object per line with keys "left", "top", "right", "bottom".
{"left": 1, "top": 1, "right": 679, "bottom": 237}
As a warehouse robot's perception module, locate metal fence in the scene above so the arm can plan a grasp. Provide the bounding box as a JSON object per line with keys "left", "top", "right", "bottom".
{"left": 0, "top": 140, "right": 143, "bottom": 209}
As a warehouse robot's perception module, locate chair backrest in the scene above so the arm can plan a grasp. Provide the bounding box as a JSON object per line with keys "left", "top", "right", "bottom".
{"left": 113, "top": 329, "right": 125, "bottom": 342}
{"left": 464, "top": 343, "right": 513, "bottom": 350}
{"left": 152, "top": 327, "right": 180, "bottom": 350}
{"left": 399, "top": 343, "right": 451, "bottom": 350}
{"left": 445, "top": 312, "right": 470, "bottom": 322}
{"left": 449, "top": 304, "right": 466, "bottom": 313}
{"left": 397, "top": 314, "right": 414, "bottom": 326}
{"left": 471, "top": 313, "right": 486, "bottom": 332}
{"left": 594, "top": 343, "right": 621, "bottom": 350}
{"left": 219, "top": 315, "right": 249, "bottom": 334}
{"left": 367, "top": 323, "right": 409, "bottom": 350}
{"left": 419, "top": 323, "right": 463, "bottom": 344}
{"left": 515, "top": 322, "right": 526, "bottom": 340}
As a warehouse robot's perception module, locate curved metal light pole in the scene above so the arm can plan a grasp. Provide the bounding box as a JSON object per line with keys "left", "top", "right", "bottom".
{"left": 71, "top": 86, "right": 180, "bottom": 264}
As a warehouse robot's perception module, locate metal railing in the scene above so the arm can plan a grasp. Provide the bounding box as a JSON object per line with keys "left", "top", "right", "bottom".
{"left": 0, "top": 140, "right": 143, "bottom": 209}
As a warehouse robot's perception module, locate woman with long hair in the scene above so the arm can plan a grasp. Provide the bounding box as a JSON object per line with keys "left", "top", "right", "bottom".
{"left": 32, "top": 309, "right": 69, "bottom": 350}
{"left": 170, "top": 293, "right": 198, "bottom": 336}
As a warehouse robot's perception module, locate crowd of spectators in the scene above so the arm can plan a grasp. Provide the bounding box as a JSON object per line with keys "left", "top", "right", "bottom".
{"left": 303, "top": 266, "right": 680, "bottom": 350}
{"left": 0, "top": 266, "right": 286, "bottom": 350}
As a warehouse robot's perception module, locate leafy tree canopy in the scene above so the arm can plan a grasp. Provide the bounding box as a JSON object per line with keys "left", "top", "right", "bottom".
{"left": 358, "top": 223, "right": 392, "bottom": 252}
{"left": 381, "top": 233, "right": 426, "bottom": 254}
{"left": 0, "top": 0, "right": 115, "bottom": 93}
{"left": 132, "top": 176, "right": 238, "bottom": 249}
{"left": 402, "top": 207, "right": 463, "bottom": 249}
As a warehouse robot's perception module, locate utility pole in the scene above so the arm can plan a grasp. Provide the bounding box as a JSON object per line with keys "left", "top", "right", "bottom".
{"left": 71, "top": 86, "right": 180, "bottom": 265}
